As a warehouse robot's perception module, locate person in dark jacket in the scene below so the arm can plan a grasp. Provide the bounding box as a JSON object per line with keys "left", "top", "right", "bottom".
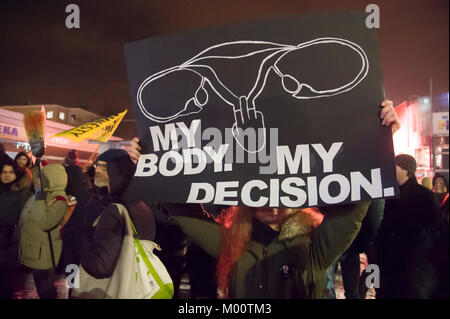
{"left": 62, "top": 149, "right": 90, "bottom": 201}
{"left": 58, "top": 184, "right": 110, "bottom": 275}
{"left": 377, "top": 154, "right": 439, "bottom": 299}
{"left": 0, "top": 159, "right": 32, "bottom": 298}
{"left": 78, "top": 149, "right": 155, "bottom": 281}
{"left": 59, "top": 150, "right": 132, "bottom": 276}
{"left": 399, "top": 201, "right": 448, "bottom": 299}
{"left": 398, "top": 174, "right": 449, "bottom": 299}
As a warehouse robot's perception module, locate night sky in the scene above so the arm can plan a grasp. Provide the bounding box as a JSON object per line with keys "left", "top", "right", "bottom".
{"left": 0, "top": 0, "right": 448, "bottom": 139}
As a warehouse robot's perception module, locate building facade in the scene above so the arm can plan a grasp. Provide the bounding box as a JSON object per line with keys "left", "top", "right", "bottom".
{"left": 0, "top": 105, "right": 124, "bottom": 167}
{"left": 393, "top": 93, "right": 449, "bottom": 179}
{"left": 0, "top": 104, "right": 103, "bottom": 127}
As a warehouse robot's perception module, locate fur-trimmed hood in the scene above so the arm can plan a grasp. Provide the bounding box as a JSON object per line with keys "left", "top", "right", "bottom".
{"left": 9, "top": 168, "right": 32, "bottom": 192}
{"left": 278, "top": 209, "right": 324, "bottom": 241}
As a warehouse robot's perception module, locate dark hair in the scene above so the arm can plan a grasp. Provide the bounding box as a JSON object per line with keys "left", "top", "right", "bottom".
{"left": 14, "top": 151, "right": 31, "bottom": 168}
{"left": 65, "top": 149, "right": 79, "bottom": 166}
{"left": 433, "top": 173, "right": 449, "bottom": 191}
{"left": 395, "top": 154, "right": 417, "bottom": 178}
{"left": 0, "top": 158, "right": 24, "bottom": 185}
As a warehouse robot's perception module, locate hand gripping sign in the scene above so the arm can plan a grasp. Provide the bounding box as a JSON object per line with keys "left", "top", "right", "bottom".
{"left": 136, "top": 38, "right": 368, "bottom": 153}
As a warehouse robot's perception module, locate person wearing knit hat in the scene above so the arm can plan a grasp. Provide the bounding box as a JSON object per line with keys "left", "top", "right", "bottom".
{"left": 395, "top": 154, "right": 417, "bottom": 185}
{"left": 92, "top": 149, "right": 135, "bottom": 195}
{"left": 67, "top": 148, "right": 155, "bottom": 298}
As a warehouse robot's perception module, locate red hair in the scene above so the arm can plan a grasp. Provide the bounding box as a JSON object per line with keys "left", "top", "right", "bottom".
{"left": 215, "top": 206, "right": 323, "bottom": 298}
{"left": 216, "top": 206, "right": 253, "bottom": 298}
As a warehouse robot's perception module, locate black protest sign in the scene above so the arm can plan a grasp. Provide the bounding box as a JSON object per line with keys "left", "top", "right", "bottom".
{"left": 123, "top": 12, "right": 397, "bottom": 208}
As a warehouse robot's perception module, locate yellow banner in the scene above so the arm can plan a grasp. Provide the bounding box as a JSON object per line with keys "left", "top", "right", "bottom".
{"left": 52, "top": 110, "right": 127, "bottom": 143}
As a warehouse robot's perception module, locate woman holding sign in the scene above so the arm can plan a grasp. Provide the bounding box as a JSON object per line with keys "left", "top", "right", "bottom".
{"left": 128, "top": 99, "right": 400, "bottom": 298}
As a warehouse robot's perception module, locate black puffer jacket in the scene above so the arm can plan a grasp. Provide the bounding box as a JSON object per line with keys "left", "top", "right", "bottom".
{"left": 80, "top": 150, "right": 155, "bottom": 279}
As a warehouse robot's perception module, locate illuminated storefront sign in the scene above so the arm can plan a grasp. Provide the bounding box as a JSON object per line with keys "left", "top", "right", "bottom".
{"left": 0, "top": 124, "right": 19, "bottom": 137}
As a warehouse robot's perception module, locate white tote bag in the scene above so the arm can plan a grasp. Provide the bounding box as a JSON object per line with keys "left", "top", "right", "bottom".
{"left": 71, "top": 203, "right": 174, "bottom": 299}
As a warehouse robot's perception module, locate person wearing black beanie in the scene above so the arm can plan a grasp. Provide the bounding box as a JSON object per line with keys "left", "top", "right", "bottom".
{"left": 394, "top": 154, "right": 417, "bottom": 183}
{"left": 94, "top": 149, "right": 136, "bottom": 198}
{"left": 376, "top": 154, "right": 439, "bottom": 298}
{"left": 66, "top": 148, "right": 155, "bottom": 298}
{"left": 60, "top": 148, "right": 155, "bottom": 296}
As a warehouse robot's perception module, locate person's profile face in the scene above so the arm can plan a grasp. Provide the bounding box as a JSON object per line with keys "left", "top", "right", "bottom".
{"left": 94, "top": 160, "right": 109, "bottom": 188}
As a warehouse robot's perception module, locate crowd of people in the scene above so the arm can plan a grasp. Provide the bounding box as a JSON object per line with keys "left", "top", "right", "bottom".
{"left": 0, "top": 99, "right": 448, "bottom": 299}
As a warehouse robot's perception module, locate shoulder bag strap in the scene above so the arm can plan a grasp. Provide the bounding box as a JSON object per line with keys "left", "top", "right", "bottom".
{"left": 47, "top": 195, "right": 68, "bottom": 269}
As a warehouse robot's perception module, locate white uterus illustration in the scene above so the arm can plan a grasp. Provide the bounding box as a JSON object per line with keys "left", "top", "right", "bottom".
{"left": 137, "top": 38, "right": 369, "bottom": 152}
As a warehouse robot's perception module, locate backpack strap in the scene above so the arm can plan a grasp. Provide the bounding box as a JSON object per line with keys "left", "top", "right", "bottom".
{"left": 47, "top": 195, "right": 68, "bottom": 269}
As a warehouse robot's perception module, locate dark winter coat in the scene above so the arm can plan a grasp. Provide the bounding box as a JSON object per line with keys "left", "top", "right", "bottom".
{"left": 59, "top": 186, "right": 111, "bottom": 272}
{"left": 398, "top": 191, "right": 449, "bottom": 299}
{"left": 400, "top": 214, "right": 449, "bottom": 299}
{"left": 80, "top": 201, "right": 155, "bottom": 279}
{"left": 0, "top": 171, "right": 33, "bottom": 267}
{"left": 174, "top": 201, "right": 370, "bottom": 299}
{"left": 79, "top": 152, "right": 155, "bottom": 279}
{"left": 377, "top": 177, "right": 439, "bottom": 298}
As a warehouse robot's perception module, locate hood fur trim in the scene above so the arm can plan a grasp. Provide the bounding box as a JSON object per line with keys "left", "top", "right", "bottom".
{"left": 10, "top": 168, "right": 32, "bottom": 192}
{"left": 279, "top": 209, "right": 324, "bottom": 241}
